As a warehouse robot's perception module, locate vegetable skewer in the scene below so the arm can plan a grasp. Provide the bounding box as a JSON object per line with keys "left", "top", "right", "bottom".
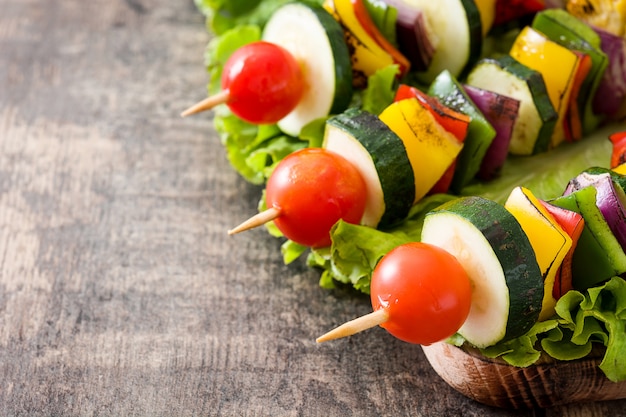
{"left": 180, "top": 90, "right": 229, "bottom": 118}
{"left": 181, "top": 41, "right": 305, "bottom": 124}
{"left": 317, "top": 242, "right": 472, "bottom": 345}
{"left": 228, "top": 207, "right": 281, "bottom": 236}
{"left": 191, "top": 0, "right": 626, "bottom": 391}
{"left": 316, "top": 309, "right": 388, "bottom": 343}
{"left": 230, "top": 147, "right": 367, "bottom": 248}
{"left": 317, "top": 172, "right": 626, "bottom": 353}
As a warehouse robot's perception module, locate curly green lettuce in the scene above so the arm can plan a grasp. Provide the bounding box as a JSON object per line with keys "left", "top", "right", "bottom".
{"left": 195, "top": 0, "right": 317, "bottom": 36}
{"left": 472, "top": 277, "right": 626, "bottom": 382}
{"left": 202, "top": 24, "right": 307, "bottom": 184}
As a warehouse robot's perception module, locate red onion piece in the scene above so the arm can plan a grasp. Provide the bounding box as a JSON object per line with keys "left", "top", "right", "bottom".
{"left": 563, "top": 171, "right": 626, "bottom": 251}
{"left": 463, "top": 84, "right": 520, "bottom": 181}
{"left": 592, "top": 26, "right": 626, "bottom": 120}
{"left": 382, "top": 0, "right": 437, "bottom": 72}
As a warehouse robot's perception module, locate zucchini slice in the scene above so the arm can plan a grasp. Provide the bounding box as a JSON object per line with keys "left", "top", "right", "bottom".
{"left": 504, "top": 186, "right": 573, "bottom": 321}
{"left": 323, "top": 108, "right": 415, "bottom": 229}
{"left": 421, "top": 196, "right": 544, "bottom": 348}
{"left": 466, "top": 55, "right": 558, "bottom": 156}
{"left": 404, "top": 0, "right": 483, "bottom": 83}
{"left": 262, "top": 2, "right": 353, "bottom": 136}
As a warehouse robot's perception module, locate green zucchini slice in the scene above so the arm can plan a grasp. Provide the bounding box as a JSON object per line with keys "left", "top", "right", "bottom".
{"left": 324, "top": 108, "right": 415, "bottom": 229}
{"left": 466, "top": 55, "right": 557, "bottom": 156}
{"left": 421, "top": 196, "right": 544, "bottom": 348}
{"left": 262, "top": 2, "right": 353, "bottom": 136}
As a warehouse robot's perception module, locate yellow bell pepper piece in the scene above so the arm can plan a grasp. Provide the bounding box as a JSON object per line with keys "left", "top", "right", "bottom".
{"left": 379, "top": 98, "right": 463, "bottom": 203}
{"left": 510, "top": 26, "right": 581, "bottom": 148}
{"left": 473, "top": 0, "right": 496, "bottom": 36}
{"left": 504, "top": 186, "right": 573, "bottom": 320}
{"left": 324, "top": 0, "right": 394, "bottom": 87}
{"left": 613, "top": 163, "right": 626, "bottom": 175}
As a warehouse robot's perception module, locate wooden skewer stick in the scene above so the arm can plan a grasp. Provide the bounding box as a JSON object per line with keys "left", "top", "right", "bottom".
{"left": 228, "top": 207, "right": 282, "bottom": 235}
{"left": 180, "top": 90, "right": 230, "bottom": 117}
{"left": 316, "top": 308, "right": 389, "bottom": 343}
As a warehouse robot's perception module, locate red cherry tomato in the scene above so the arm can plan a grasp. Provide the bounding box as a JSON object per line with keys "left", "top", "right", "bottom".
{"left": 265, "top": 148, "right": 367, "bottom": 248}
{"left": 222, "top": 41, "right": 304, "bottom": 125}
{"left": 370, "top": 242, "right": 472, "bottom": 345}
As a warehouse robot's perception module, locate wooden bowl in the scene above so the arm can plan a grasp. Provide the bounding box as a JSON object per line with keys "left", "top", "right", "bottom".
{"left": 421, "top": 342, "right": 626, "bottom": 409}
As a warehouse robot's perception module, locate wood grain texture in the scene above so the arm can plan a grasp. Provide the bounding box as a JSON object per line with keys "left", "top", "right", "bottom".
{"left": 1, "top": 0, "right": 625, "bottom": 415}
{"left": 423, "top": 343, "right": 626, "bottom": 409}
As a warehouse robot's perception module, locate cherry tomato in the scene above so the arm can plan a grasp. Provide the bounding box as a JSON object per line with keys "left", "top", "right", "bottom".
{"left": 222, "top": 41, "right": 304, "bottom": 125}
{"left": 266, "top": 148, "right": 367, "bottom": 248}
{"left": 370, "top": 242, "right": 472, "bottom": 345}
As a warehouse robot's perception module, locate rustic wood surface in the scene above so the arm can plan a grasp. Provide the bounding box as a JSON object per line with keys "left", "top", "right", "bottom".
{"left": 1, "top": 0, "right": 626, "bottom": 415}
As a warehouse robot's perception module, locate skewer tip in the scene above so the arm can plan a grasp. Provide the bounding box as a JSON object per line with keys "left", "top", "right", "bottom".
{"left": 180, "top": 90, "right": 230, "bottom": 118}
{"left": 228, "top": 207, "right": 282, "bottom": 235}
{"left": 316, "top": 308, "right": 389, "bottom": 343}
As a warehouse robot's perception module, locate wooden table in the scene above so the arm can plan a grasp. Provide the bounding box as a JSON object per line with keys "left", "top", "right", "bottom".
{"left": 1, "top": 1, "right": 625, "bottom": 415}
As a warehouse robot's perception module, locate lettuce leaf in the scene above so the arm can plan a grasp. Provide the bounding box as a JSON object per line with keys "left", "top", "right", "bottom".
{"left": 213, "top": 111, "right": 307, "bottom": 184}
{"left": 195, "top": 0, "right": 321, "bottom": 36}
{"left": 361, "top": 65, "right": 399, "bottom": 115}
{"left": 479, "top": 319, "right": 561, "bottom": 367}
{"left": 205, "top": 25, "right": 261, "bottom": 95}
{"left": 472, "top": 277, "right": 626, "bottom": 382}
{"left": 308, "top": 194, "right": 456, "bottom": 293}
{"left": 205, "top": 25, "right": 309, "bottom": 183}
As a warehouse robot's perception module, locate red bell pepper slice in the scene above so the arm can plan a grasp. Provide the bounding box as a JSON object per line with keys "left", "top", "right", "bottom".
{"left": 609, "top": 131, "right": 626, "bottom": 169}
{"left": 539, "top": 200, "right": 585, "bottom": 299}
{"left": 564, "top": 51, "right": 592, "bottom": 142}
{"left": 352, "top": 0, "right": 411, "bottom": 77}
